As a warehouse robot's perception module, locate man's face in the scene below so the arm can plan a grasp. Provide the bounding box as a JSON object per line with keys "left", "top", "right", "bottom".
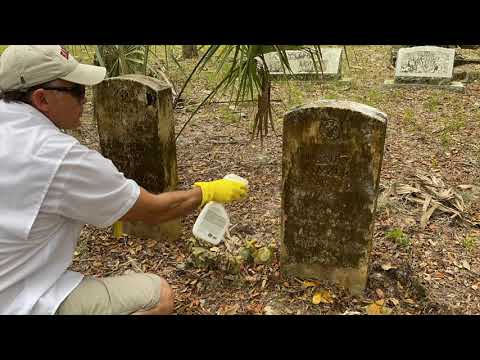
{"left": 32, "top": 79, "right": 86, "bottom": 129}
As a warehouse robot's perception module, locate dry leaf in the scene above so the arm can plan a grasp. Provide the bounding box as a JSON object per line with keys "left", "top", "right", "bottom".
{"left": 342, "top": 310, "right": 362, "bottom": 315}
{"left": 264, "top": 305, "right": 280, "bottom": 315}
{"left": 389, "top": 298, "right": 400, "bottom": 306}
{"left": 312, "top": 290, "right": 333, "bottom": 305}
{"left": 219, "top": 304, "right": 240, "bottom": 315}
{"left": 303, "top": 280, "right": 320, "bottom": 288}
{"left": 462, "top": 260, "right": 471, "bottom": 271}
{"left": 366, "top": 301, "right": 392, "bottom": 315}
{"left": 395, "top": 184, "right": 421, "bottom": 195}
{"left": 382, "top": 307, "right": 393, "bottom": 315}
{"left": 420, "top": 203, "right": 438, "bottom": 229}
{"left": 146, "top": 239, "right": 158, "bottom": 248}
{"left": 375, "top": 299, "right": 385, "bottom": 306}
{"left": 376, "top": 289, "right": 385, "bottom": 298}
{"left": 404, "top": 298, "right": 415, "bottom": 304}
{"left": 366, "top": 303, "right": 382, "bottom": 315}
{"left": 422, "top": 195, "right": 432, "bottom": 213}
{"left": 312, "top": 293, "right": 322, "bottom": 305}
{"left": 381, "top": 263, "right": 397, "bottom": 271}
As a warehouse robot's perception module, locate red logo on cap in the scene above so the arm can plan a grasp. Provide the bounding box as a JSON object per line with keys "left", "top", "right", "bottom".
{"left": 60, "top": 47, "right": 69, "bottom": 59}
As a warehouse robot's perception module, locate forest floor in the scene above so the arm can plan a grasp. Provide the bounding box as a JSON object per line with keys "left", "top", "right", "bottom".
{"left": 69, "top": 46, "right": 480, "bottom": 315}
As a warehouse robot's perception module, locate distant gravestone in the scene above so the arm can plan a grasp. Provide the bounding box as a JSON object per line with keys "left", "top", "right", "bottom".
{"left": 262, "top": 48, "right": 349, "bottom": 83}
{"left": 94, "top": 74, "right": 181, "bottom": 242}
{"left": 281, "top": 100, "right": 387, "bottom": 295}
{"left": 385, "top": 46, "right": 464, "bottom": 91}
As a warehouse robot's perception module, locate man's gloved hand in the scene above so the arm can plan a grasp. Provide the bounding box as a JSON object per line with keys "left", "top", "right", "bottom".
{"left": 194, "top": 179, "right": 248, "bottom": 207}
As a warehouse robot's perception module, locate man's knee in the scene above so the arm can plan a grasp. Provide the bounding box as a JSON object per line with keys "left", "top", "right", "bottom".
{"left": 145, "top": 275, "right": 174, "bottom": 315}
{"left": 157, "top": 277, "right": 174, "bottom": 314}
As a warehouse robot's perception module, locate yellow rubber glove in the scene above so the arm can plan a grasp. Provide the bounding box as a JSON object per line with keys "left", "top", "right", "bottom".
{"left": 194, "top": 179, "right": 248, "bottom": 207}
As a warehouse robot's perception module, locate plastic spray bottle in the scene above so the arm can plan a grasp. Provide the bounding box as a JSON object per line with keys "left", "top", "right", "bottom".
{"left": 192, "top": 174, "right": 248, "bottom": 245}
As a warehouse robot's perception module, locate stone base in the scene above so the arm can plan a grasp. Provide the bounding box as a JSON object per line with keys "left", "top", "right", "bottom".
{"left": 270, "top": 71, "right": 342, "bottom": 80}
{"left": 270, "top": 73, "right": 352, "bottom": 85}
{"left": 453, "top": 69, "right": 480, "bottom": 83}
{"left": 334, "top": 78, "right": 352, "bottom": 86}
{"left": 281, "top": 261, "right": 368, "bottom": 296}
{"left": 123, "top": 219, "right": 182, "bottom": 242}
{"left": 383, "top": 79, "right": 465, "bottom": 92}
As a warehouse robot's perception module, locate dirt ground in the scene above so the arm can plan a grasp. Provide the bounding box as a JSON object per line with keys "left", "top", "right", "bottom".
{"left": 69, "top": 46, "right": 480, "bottom": 315}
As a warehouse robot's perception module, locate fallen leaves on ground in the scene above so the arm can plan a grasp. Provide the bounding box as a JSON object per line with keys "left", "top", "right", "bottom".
{"left": 312, "top": 290, "right": 334, "bottom": 305}
{"left": 365, "top": 299, "right": 393, "bottom": 315}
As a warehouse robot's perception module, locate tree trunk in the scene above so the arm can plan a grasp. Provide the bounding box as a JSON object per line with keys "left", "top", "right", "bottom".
{"left": 182, "top": 45, "right": 198, "bottom": 59}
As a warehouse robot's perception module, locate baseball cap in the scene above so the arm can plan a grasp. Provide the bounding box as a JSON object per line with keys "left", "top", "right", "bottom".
{"left": 0, "top": 45, "right": 106, "bottom": 92}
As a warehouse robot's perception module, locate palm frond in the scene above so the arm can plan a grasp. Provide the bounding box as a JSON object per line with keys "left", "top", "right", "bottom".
{"left": 343, "top": 45, "right": 350, "bottom": 69}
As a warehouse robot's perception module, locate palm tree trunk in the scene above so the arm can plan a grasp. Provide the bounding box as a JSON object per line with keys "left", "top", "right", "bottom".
{"left": 252, "top": 64, "right": 275, "bottom": 145}
{"left": 182, "top": 45, "right": 198, "bottom": 59}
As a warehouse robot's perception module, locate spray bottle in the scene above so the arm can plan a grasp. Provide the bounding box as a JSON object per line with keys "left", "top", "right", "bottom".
{"left": 192, "top": 174, "right": 248, "bottom": 245}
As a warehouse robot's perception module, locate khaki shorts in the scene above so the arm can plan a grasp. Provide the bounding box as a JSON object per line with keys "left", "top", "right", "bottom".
{"left": 55, "top": 273, "right": 163, "bottom": 315}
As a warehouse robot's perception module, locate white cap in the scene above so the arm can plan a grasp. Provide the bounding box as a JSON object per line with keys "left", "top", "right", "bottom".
{"left": 0, "top": 45, "right": 106, "bottom": 91}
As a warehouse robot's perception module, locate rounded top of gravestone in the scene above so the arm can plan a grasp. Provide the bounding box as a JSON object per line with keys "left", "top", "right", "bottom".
{"left": 398, "top": 46, "right": 455, "bottom": 56}
{"left": 104, "top": 74, "right": 172, "bottom": 92}
{"left": 285, "top": 99, "right": 387, "bottom": 123}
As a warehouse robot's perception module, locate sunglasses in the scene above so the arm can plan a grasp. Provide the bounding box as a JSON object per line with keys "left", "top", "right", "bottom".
{"left": 41, "top": 84, "right": 86, "bottom": 99}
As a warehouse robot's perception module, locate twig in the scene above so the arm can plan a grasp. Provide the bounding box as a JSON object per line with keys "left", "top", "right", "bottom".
{"left": 209, "top": 99, "right": 282, "bottom": 104}
{"left": 126, "top": 256, "right": 143, "bottom": 273}
{"left": 211, "top": 140, "right": 241, "bottom": 145}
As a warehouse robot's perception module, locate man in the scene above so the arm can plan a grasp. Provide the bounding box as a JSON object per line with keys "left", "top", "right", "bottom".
{"left": 0, "top": 45, "right": 248, "bottom": 315}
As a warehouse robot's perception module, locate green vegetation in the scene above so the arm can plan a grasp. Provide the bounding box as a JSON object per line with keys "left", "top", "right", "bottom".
{"left": 403, "top": 108, "right": 417, "bottom": 129}
{"left": 386, "top": 228, "right": 410, "bottom": 247}
{"left": 424, "top": 93, "right": 441, "bottom": 112}
{"left": 365, "top": 88, "right": 381, "bottom": 106}
{"left": 438, "top": 114, "right": 466, "bottom": 149}
{"left": 462, "top": 235, "right": 477, "bottom": 251}
{"left": 218, "top": 106, "right": 240, "bottom": 124}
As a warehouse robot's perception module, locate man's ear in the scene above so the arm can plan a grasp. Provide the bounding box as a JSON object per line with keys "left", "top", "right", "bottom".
{"left": 30, "top": 89, "right": 49, "bottom": 112}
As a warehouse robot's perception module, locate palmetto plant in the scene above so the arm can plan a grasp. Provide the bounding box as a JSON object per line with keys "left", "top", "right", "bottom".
{"left": 174, "top": 45, "right": 340, "bottom": 143}
{"left": 94, "top": 45, "right": 149, "bottom": 76}
{"left": 90, "top": 45, "right": 176, "bottom": 95}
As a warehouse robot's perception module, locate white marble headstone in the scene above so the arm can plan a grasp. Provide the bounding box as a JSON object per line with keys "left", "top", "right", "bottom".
{"left": 395, "top": 46, "right": 455, "bottom": 84}
{"left": 262, "top": 48, "right": 343, "bottom": 79}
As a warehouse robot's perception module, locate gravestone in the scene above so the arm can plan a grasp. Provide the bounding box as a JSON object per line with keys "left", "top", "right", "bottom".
{"left": 384, "top": 46, "right": 464, "bottom": 91}
{"left": 94, "top": 74, "right": 181, "bottom": 241}
{"left": 281, "top": 100, "right": 387, "bottom": 295}
{"left": 262, "top": 48, "right": 349, "bottom": 83}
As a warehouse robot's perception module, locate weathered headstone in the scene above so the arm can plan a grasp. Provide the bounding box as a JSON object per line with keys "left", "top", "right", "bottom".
{"left": 94, "top": 74, "right": 181, "bottom": 241}
{"left": 384, "top": 46, "right": 464, "bottom": 91}
{"left": 281, "top": 100, "right": 387, "bottom": 295}
{"left": 262, "top": 48, "right": 349, "bottom": 83}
